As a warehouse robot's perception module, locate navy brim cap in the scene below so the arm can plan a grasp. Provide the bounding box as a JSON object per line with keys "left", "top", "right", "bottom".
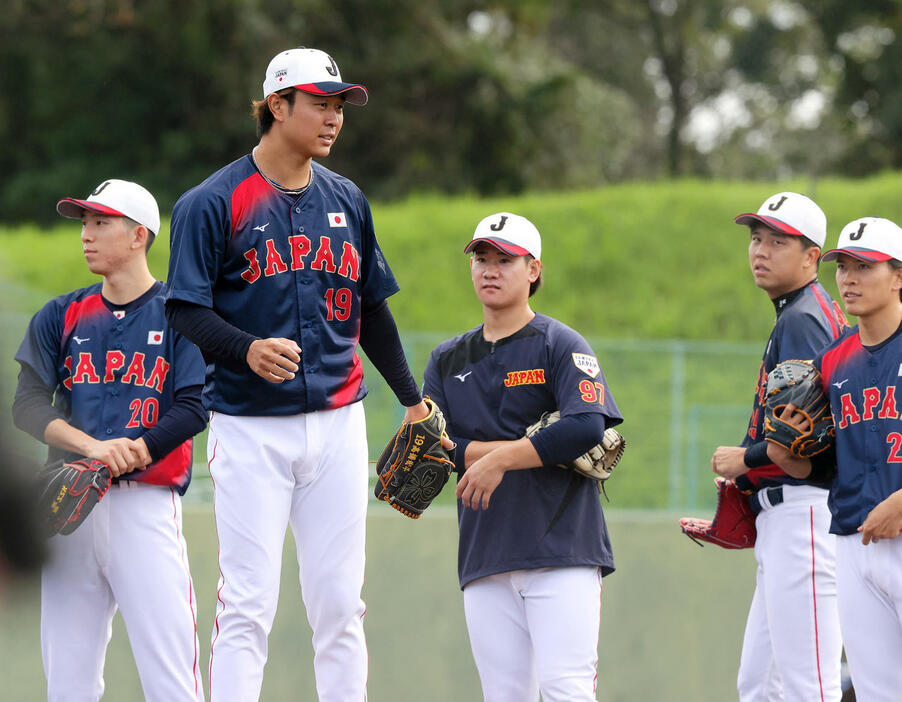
{"left": 464, "top": 237, "right": 531, "bottom": 257}
{"left": 56, "top": 198, "right": 126, "bottom": 220}
{"left": 293, "top": 81, "right": 368, "bottom": 105}
{"left": 734, "top": 213, "right": 807, "bottom": 237}
{"left": 821, "top": 247, "right": 894, "bottom": 263}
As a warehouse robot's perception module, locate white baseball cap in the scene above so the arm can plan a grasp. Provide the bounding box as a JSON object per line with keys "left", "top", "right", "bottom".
{"left": 57, "top": 179, "right": 161, "bottom": 236}
{"left": 262, "top": 47, "right": 368, "bottom": 105}
{"left": 734, "top": 191, "right": 827, "bottom": 247}
{"left": 464, "top": 212, "right": 542, "bottom": 260}
{"left": 821, "top": 217, "right": 902, "bottom": 263}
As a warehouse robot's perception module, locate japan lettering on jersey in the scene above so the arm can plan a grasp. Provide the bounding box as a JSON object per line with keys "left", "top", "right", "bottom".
{"left": 424, "top": 314, "right": 622, "bottom": 588}
{"left": 815, "top": 325, "right": 902, "bottom": 535}
{"left": 15, "top": 282, "right": 206, "bottom": 494}
{"left": 740, "top": 281, "right": 846, "bottom": 488}
{"left": 167, "top": 157, "right": 399, "bottom": 416}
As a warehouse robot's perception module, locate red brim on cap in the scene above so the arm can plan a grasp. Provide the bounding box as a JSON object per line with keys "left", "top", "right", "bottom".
{"left": 734, "top": 213, "right": 806, "bottom": 237}
{"left": 821, "top": 247, "right": 893, "bottom": 263}
{"left": 294, "top": 82, "right": 368, "bottom": 105}
{"left": 464, "top": 237, "right": 531, "bottom": 257}
{"left": 56, "top": 198, "right": 127, "bottom": 220}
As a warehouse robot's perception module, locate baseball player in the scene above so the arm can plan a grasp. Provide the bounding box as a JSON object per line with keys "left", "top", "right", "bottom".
{"left": 422, "top": 213, "right": 622, "bottom": 701}
{"left": 710, "top": 192, "right": 846, "bottom": 701}
{"left": 768, "top": 217, "right": 902, "bottom": 702}
{"left": 164, "top": 47, "right": 439, "bottom": 701}
{"left": 12, "top": 179, "right": 207, "bottom": 701}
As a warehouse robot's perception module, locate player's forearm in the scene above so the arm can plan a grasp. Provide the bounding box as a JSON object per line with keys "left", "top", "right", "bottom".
{"left": 359, "top": 300, "right": 421, "bottom": 406}
{"left": 765, "top": 441, "right": 813, "bottom": 479}
{"left": 12, "top": 364, "right": 67, "bottom": 443}
{"left": 165, "top": 299, "right": 258, "bottom": 362}
{"left": 139, "top": 385, "right": 206, "bottom": 461}
{"left": 43, "top": 418, "right": 99, "bottom": 457}
{"left": 465, "top": 438, "right": 542, "bottom": 472}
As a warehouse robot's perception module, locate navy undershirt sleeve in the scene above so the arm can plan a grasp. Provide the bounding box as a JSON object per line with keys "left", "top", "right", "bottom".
{"left": 12, "top": 364, "right": 66, "bottom": 442}
{"left": 140, "top": 384, "right": 206, "bottom": 461}
{"left": 528, "top": 412, "right": 607, "bottom": 467}
{"left": 359, "top": 300, "right": 422, "bottom": 407}
{"left": 744, "top": 441, "right": 771, "bottom": 468}
{"left": 165, "top": 299, "right": 259, "bottom": 363}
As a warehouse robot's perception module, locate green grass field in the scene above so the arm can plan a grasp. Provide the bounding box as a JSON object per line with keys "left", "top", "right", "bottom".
{"left": 0, "top": 507, "right": 755, "bottom": 701}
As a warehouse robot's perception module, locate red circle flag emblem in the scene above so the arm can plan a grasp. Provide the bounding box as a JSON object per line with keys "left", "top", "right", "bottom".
{"left": 327, "top": 212, "right": 348, "bottom": 228}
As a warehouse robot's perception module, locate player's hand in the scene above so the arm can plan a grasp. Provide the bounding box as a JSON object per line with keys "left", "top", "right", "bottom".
{"left": 776, "top": 402, "right": 811, "bottom": 432}
{"left": 128, "top": 437, "right": 152, "bottom": 472}
{"left": 86, "top": 437, "right": 145, "bottom": 477}
{"left": 858, "top": 491, "right": 902, "bottom": 545}
{"left": 711, "top": 446, "right": 749, "bottom": 480}
{"left": 456, "top": 451, "right": 506, "bottom": 511}
{"left": 403, "top": 401, "right": 456, "bottom": 451}
{"left": 247, "top": 338, "right": 301, "bottom": 383}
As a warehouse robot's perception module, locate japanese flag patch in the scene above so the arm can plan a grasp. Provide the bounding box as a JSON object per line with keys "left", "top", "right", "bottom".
{"left": 328, "top": 212, "right": 347, "bottom": 228}
{"left": 147, "top": 330, "right": 164, "bottom": 345}
{"left": 572, "top": 353, "right": 600, "bottom": 378}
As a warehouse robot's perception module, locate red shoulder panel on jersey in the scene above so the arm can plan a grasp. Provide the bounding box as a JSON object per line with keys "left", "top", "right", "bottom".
{"left": 62, "top": 294, "right": 106, "bottom": 338}
{"left": 230, "top": 172, "right": 277, "bottom": 236}
{"left": 820, "top": 334, "right": 863, "bottom": 391}
{"left": 809, "top": 284, "right": 844, "bottom": 339}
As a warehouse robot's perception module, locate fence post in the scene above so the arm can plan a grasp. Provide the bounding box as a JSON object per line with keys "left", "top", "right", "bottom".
{"left": 668, "top": 341, "right": 686, "bottom": 510}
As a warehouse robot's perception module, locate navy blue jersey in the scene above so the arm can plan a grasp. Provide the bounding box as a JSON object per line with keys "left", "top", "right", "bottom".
{"left": 423, "top": 314, "right": 622, "bottom": 589}
{"left": 815, "top": 324, "right": 902, "bottom": 535}
{"left": 166, "top": 156, "right": 399, "bottom": 415}
{"left": 15, "top": 282, "right": 206, "bottom": 494}
{"left": 740, "top": 281, "right": 846, "bottom": 489}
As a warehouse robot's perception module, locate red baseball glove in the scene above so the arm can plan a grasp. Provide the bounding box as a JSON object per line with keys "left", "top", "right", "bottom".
{"left": 680, "top": 477, "right": 757, "bottom": 549}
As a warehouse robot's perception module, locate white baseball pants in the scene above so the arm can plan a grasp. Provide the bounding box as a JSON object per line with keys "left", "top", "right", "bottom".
{"left": 462, "top": 565, "right": 602, "bottom": 702}
{"left": 737, "top": 485, "right": 842, "bottom": 702}
{"left": 41, "top": 482, "right": 203, "bottom": 702}
{"left": 835, "top": 533, "right": 902, "bottom": 702}
{"left": 207, "top": 403, "right": 368, "bottom": 702}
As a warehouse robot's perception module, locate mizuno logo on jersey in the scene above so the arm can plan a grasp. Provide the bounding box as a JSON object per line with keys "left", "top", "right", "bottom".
{"left": 240, "top": 236, "right": 360, "bottom": 284}
{"left": 833, "top": 379, "right": 848, "bottom": 389}
{"left": 835, "top": 385, "right": 901, "bottom": 429}
{"left": 328, "top": 212, "right": 347, "bottom": 227}
{"left": 252, "top": 222, "right": 270, "bottom": 232}
{"left": 504, "top": 369, "right": 546, "bottom": 387}
{"left": 73, "top": 336, "right": 90, "bottom": 344}
{"left": 454, "top": 371, "right": 472, "bottom": 382}
{"left": 62, "top": 351, "right": 171, "bottom": 393}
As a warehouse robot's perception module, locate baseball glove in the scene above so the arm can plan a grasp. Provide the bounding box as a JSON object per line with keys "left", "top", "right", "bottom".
{"left": 524, "top": 410, "right": 626, "bottom": 484}
{"left": 680, "top": 477, "right": 756, "bottom": 549}
{"left": 764, "top": 359, "right": 834, "bottom": 458}
{"left": 374, "top": 397, "right": 456, "bottom": 518}
{"left": 39, "top": 458, "right": 112, "bottom": 536}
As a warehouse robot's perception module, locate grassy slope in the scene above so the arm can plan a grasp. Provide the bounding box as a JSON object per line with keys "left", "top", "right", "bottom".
{"left": 4, "top": 172, "right": 902, "bottom": 338}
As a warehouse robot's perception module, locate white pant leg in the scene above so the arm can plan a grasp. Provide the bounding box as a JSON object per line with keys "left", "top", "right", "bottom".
{"left": 836, "top": 534, "right": 902, "bottom": 702}
{"left": 41, "top": 501, "right": 117, "bottom": 702}
{"left": 289, "top": 403, "right": 369, "bottom": 702}
{"left": 110, "top": 484, "right": 204, "bottom": 702}
{"left": 463, "top": 572, "right": 539, "bottom": 702}
{"left": 739, "top": 486, "right": 842, "bottom": 702}
{"left": 523, "top": 566, "right": 602, "bottom": 702}
{"left": 738, "top": 567, "right": 782, "bottom": 701}
{"left": 207, "top": 413, "right": 295, "bottom": 702}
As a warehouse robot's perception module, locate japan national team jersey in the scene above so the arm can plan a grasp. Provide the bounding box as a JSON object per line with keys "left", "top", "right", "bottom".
{"left": 739, "top": 281, "right": 846, "bottom": 489}
{"left": 166, "top": 156, "right": 399, "bottom": 416}
{"left": 424, "top": 314, "right": 622, "bottom": 588}
{"left": 815, "top": 324, "right": 902, "bottom": 535}
{"left": 15, "top": 282, "right": 206, "bottom": 494}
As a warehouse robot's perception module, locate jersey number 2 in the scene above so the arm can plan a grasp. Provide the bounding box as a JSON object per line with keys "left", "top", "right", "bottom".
{"left": 887, "top": 433, "right": 902, "bottom": 463}
{"left": 126, "top": 398, "right": 160, "bottom": 429}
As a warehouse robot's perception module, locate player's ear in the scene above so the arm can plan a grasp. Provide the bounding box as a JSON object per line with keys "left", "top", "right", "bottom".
{"left": 527, "top": 257, "right": 542, "bottom": 283}
{"left": 267, "top": 92, "right": 288, "bottom": 123}
{"left": 129, "top": 224, "right": 150, "bottom": 251}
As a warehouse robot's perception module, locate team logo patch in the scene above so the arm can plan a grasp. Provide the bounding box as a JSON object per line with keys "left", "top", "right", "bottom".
{"left": 504, "top": 369, "right": 546, "bottom": 387}
{"left": 328, "top": 212, "right": 347, "bottom": 228}
{"left": 572, "top": 353, "right": 600, "bottom": 378}
{"left": 113, "top": 310, "right": 125, "bottom": 320}
{"left": 147, "top": 331, "right": 164, "bottom": 345}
